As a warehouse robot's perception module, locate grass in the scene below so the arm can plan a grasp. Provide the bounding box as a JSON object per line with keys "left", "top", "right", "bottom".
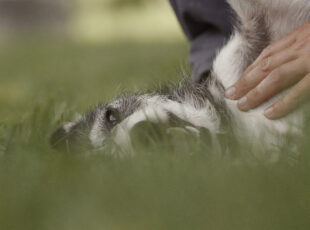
{"left": 1, "top": 37, "right": 310, "bottom": 230}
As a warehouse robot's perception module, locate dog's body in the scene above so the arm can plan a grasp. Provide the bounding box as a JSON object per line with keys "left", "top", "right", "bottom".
{"left": 51, "top": 0, "right": 310, "bottom": 159}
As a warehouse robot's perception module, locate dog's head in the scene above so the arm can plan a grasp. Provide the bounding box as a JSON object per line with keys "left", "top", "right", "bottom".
{"left": 50, "top": 93, "right": 219, "bottom": 153}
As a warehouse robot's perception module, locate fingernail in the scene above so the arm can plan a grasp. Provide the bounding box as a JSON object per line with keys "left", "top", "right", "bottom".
{"left": 238, "top": 97, "right": 247, "bottom": 108}
{"left": 225, "top": 87, "right": 236, "bottom": 99}
{"left": 264, "top": 107, "right": 274, "bottom": 117}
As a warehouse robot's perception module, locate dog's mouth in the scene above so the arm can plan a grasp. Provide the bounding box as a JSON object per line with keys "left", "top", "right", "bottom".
{"left": 109, "top": 112, "right": 214, "bottom": 154}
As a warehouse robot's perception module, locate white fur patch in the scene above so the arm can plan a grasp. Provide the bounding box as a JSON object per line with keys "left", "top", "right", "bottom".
{"left": 63, "top": 122, "right": 75, "bottom": 133}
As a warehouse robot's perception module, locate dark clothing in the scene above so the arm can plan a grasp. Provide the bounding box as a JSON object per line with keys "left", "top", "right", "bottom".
{"left": 169, "top": 0, "right": 234, "bottom": 82}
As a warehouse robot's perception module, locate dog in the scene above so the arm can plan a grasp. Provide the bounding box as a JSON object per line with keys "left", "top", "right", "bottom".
{"left": 51, "top": 0, "right": 310, "bottom": 160}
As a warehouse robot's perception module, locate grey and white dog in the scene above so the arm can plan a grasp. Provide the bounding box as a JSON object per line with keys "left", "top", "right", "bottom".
{"left": 51, "top": 0, "right": 310, "bottom": 159}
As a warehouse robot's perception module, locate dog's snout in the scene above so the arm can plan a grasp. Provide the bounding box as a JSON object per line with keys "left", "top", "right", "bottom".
{"left": 50, "top": 126, "right": 71, "bottom": 151}
{"left": 50, "top": 123, "right": 92, "bottom": 152}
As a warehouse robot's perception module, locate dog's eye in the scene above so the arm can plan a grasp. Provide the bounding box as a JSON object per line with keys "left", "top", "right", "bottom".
{"left": 109, "top": 114, "right": 117, "bottom": 122}
{"left": 106, "top": 108, "right": 120, "bottom": 127}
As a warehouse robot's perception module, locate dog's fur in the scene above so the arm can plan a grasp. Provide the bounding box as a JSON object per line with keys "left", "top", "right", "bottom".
{"left": 51, "top": 0, "right": 310, "bottom": 159}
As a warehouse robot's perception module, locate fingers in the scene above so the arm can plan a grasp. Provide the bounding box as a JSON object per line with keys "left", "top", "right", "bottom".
{"left": 225, "top": 49, "right": 298, "bottom": 100}
{"left": 225, "top": 26, "right": 299, "bottom": 100}
{"left": 244, "top": 33, "right": 297, "bottom": 75}
{"left": 264, "top": 73, "right": 310, "bottom": 119}
{"left": 223, "top": 22, "right": 310, "bottom": 119}
{"left": 246, "top": 22, "right": 310, "bottom": 76}
{"left": 237, "top": 57, "right": 308, "bottom": 111}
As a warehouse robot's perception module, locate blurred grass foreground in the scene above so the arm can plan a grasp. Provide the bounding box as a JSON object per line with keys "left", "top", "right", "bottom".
{"left": 0, "top": 1, "right": 310, "bottom": 230}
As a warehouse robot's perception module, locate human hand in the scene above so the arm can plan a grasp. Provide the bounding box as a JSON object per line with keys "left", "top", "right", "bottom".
{"left": 225, "top": 22, "right": 310, "bottom": 119}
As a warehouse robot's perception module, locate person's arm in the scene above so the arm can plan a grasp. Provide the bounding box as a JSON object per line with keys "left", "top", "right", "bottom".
{"left": 169, "top": 0, "right": 234, "bottom": 82}
{"left": 225, "top": 22, "right": 310, "bottom": 119}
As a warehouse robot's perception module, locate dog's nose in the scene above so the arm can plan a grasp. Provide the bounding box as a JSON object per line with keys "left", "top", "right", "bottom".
{"left": 50, "top": 126, "right": 70, "bottom": 151}
{"left": 50, "top": 124, "right": 92, "bottom": 152}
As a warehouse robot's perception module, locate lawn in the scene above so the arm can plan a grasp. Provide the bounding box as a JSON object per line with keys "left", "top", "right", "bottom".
{"left": 0, "top": 37, "right": 310, "bottom": 230}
